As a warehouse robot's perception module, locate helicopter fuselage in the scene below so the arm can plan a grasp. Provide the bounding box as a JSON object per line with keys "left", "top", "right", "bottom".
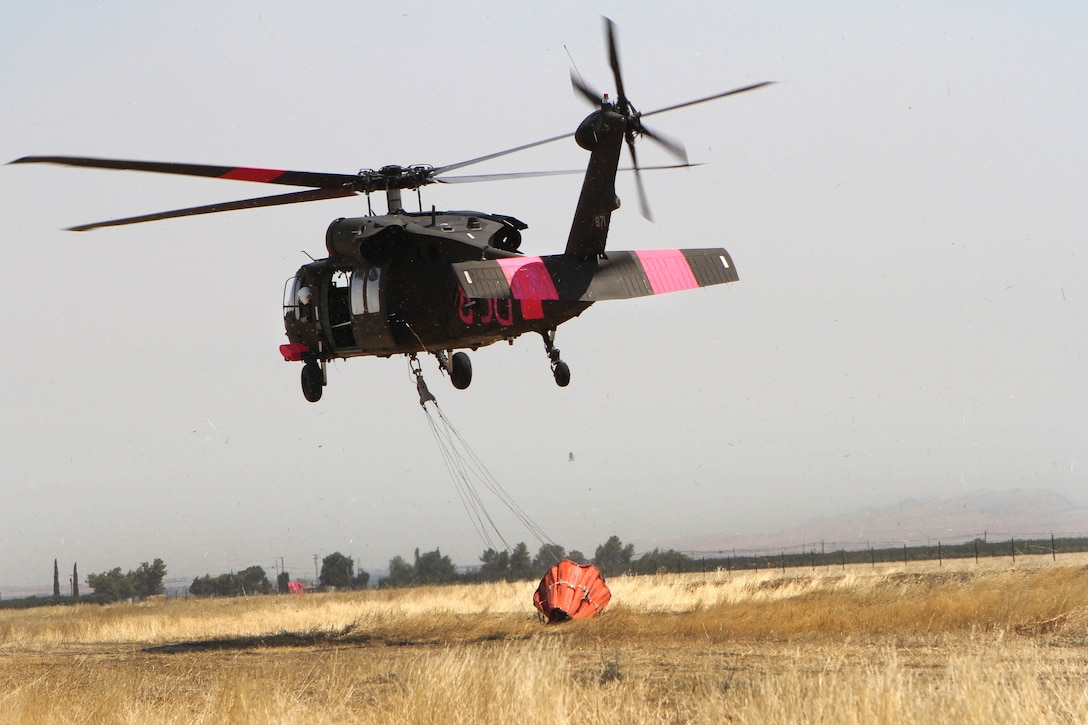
{"left": 280, "top": 210, "right": 591, "bottom": 363}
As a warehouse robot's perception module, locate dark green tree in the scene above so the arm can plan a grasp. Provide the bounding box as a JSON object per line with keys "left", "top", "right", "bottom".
{"left": 414, "top": 548, "right": 457, "bottom": 585}
{"left": 86, "top": 567, "right": 137, "bottom": 602}
{"left": 384, "top": 555, "right": 415, "bottom": 587}
{"left": 238, "top": 565, "right": 272, "bottom": 594}
{"left": 353, "top": 569, "right": 371, "bottom": 589}
{"left": 568, "top": 550, "right": 587, "bottom": 564}
{"left": 132, "top": 559, "right": 168, "bottom": 598}
{"left": 188, "top": 566, "right": 270, "bottom": 597}
{"left": 632, "top": 548, "right": 693, "bottom": 574}
{"left": 509, "top": 542, "right": 532, "bottom": 580}
{"left": 72, "top": 563, "right": 79, "bottom": 598}
{"left": 478, "top": 548, "right": 510, "bottom": 581}
{"left": 382, "top": 548, "right": 457, "bottom": 587}
{"left": 53, "top": 559, "right": 60, "bottom": 598}
{"left": 320, "top": 552, "right": 355, "bottom": 589}
{"left": 594, "top": 535, "right": 634, "bottom": 576}
{"left": 532, "top": 544, "right": 567, "bottom": 574}
{"left": 189, "top": 575, "right": 217, "bottom": 597}
{"left": 277, "top": 571, "right": 291, "bottom": 594}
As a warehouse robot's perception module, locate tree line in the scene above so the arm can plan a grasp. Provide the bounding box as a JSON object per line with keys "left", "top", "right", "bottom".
{"left": 182, "top": 535, "right": 673, "bottom": 597}
{"left": 1, "top": 537, "right": 689, "bottom": 608}
{"left": 8, "top": 535, "right": 1088, "bottom": 609}
{"left": 377, "top": 535, "right": 692, "bottom": 588}
{"left": 185, "top": 552, "right": 374, "bottom": 597}
{"left": 2, "top": 559, "right": 168, "bottom": 608}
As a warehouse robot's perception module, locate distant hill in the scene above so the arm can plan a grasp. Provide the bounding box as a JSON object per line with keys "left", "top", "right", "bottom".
{"left": 656, "top": 488, "right": 1088, "bottom": 555}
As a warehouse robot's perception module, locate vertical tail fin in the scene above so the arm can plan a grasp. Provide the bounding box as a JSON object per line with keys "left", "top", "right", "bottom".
{"left": 563, "top": 108, "right": 626, "bottom": 259}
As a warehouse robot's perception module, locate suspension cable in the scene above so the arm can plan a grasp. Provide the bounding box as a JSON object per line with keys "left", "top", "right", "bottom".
{"left": 410, "top": 357, "right": 557, "bottom": 556}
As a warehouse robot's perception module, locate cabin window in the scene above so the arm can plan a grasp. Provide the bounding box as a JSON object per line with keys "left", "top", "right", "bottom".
{"left": 351, "top": 265, "right": 382, "bottom": 314}
{"left": 366, "top": 266, "right": 381, "bottom": 313}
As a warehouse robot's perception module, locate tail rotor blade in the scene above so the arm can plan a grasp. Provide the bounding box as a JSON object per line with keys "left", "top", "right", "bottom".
{"left": 570, "top": 70, "right": 602, "bottom": 107}
{"left": 605, "top": 17, "right": 629, "bottom": 114}
{"left": 640, "top": 124, "right": 688, "bottom": 165}
{"left": 625, "top": 137, "right": 652, "bottom": 222}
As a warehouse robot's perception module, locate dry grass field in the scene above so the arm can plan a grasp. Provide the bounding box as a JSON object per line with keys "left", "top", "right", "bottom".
{"left": 2, "top": 554, "right": 1087, "bottom": 723}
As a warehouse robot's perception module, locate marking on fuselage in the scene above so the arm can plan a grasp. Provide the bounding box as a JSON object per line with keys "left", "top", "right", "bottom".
{"left": 719, "top": 254, "right": 730, "bottom": 269}
{"left": 456, "top": 287, "right": 514, "bottom": 327}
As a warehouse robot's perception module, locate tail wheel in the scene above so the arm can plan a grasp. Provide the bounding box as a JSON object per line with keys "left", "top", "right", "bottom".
{"left": 451, "top": 351, "right": 473, "bottom": 390}
{"left": 301, "top": 362, "right": 324, "bottom": 402}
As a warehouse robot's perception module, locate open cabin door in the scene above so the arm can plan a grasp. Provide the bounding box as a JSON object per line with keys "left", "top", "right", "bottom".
{"left": 322, "top": 269, "right": 357, "bottom": 351}
{"left": 349, "top": 264, "right": 396, "bottom": 353}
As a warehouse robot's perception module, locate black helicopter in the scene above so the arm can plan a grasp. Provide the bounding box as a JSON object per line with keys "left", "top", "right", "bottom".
{"left": 10, "top": 20, "right": 770, "bottom": 402}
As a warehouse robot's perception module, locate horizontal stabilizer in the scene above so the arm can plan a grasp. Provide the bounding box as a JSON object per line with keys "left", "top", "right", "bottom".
{"left": 453, "top": 248, "right": 738, "bottom": 302}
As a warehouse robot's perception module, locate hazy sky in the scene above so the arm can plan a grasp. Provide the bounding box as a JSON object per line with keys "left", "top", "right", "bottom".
{"left": 2, "top": 2, "right": 1085, "bottom": 590}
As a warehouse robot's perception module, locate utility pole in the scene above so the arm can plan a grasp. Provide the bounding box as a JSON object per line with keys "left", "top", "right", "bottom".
{"left": 314, "top": 554, "right": 320, "bottom": 584}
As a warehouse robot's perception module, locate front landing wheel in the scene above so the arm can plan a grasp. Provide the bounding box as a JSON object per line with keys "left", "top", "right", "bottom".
{"left": 301, "top": 362, "right": 324, "bottom": 402}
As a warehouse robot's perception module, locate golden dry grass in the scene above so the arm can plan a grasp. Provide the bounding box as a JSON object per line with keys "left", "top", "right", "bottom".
{"left": 2, "top": 554, "right": 1086, "bottom": 723}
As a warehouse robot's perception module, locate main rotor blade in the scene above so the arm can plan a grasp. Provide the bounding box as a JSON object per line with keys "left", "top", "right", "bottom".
{"left": 441, "top": 82, "right": 771, "bottom": 180}
{"left": 10, "top": 155, "right": 361, "bottom": 189}
{"left": 437, "top": 162, "right": 701, "bottom": 184}
{"left": 439, "top": 169, "right": 586, "bottom": 184}
{"left": 641, "top": 81, "right": 776, "bottom": 119}
{"left": 67, "top": 186, "right": 356, "bottom": 231}
{"left": 12, "top": 80, "right": 773, "bottom": 206}
{"left": 434, "top": 132, "right": 578, "bottom": 176}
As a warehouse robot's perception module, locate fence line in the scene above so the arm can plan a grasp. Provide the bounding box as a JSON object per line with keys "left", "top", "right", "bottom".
{"left": 657, "top": 532, "right": 1088, "bottom": 574}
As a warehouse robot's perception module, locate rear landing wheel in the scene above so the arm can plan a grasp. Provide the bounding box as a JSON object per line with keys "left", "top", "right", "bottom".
{"left": 552, "top": 360, "right": 571, "bottom": 387}
{"left": 301, "top": 361, "right": 324, "bottom": 402}
{"left": 451, "top": 351, "right": 473, "bottom": 390}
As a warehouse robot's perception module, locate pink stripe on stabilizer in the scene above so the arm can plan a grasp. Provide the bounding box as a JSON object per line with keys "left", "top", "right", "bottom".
{"left": 496, "top": 257, "right": 559, "bottom": 300}
{"left": 635, "top": 249, "right": 699, "bottom": 295}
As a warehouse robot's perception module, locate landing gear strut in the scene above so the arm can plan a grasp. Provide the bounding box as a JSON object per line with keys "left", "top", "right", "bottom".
{"left": 541, "top": 330, "right": 571, "bottom": 387}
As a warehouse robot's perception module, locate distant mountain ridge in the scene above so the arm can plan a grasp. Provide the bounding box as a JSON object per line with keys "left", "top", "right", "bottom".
{"left": 655, "top": 488, "right": 1088, "bottom": 555}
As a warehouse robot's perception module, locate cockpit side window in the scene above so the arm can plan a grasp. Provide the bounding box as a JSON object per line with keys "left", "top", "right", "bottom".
{"left": 283, "top": 275, "right": 306, "bottom": 320}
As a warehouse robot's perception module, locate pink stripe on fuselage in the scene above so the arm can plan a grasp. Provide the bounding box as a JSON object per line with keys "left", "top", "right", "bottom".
{"left": 220, "top": 167, "right": 287, "bottom": 183}
{"left": 496, "top": 257, "right": 560, "bottom": 300}
{"left": 635, "top": 249, "right": 698, "bottom": 295}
